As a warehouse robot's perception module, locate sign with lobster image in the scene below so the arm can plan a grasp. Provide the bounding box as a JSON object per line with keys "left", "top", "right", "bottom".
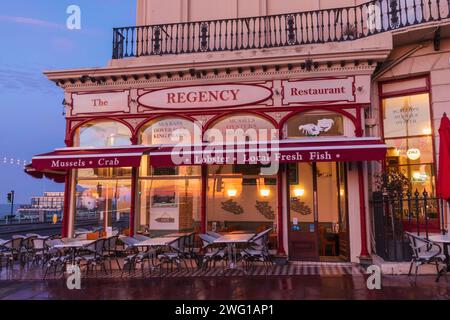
{"left": 286, "top": 113, "right": 344, "bottom": 138}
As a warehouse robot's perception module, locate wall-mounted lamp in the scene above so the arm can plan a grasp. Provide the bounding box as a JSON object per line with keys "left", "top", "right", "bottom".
{"left": 260, "top": 189, "right": 270, "bottom": 197}
{"left": 227, "top": 189, "right": 237, "bottom": 198}
{"left": 293, "top": 189, "right": 305, "bottom": 197}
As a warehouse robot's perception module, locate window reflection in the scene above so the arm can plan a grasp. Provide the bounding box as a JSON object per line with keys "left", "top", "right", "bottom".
{"left": 75, "top": 121, "right": 132, "bottom": 147}
{"left": 137, "top": 157, "right": 201, "bottom": 236}
{"left": 382, "top": 93, "right": 431, "bottom": 139}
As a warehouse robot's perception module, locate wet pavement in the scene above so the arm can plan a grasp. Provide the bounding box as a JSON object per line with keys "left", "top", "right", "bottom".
{"left": 0, "top": 274, "right": 449, "bottom": 300}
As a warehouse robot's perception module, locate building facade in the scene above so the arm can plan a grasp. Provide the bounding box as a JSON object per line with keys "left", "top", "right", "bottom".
{"left": 28, "top": 0, "right": 450, "bottom": 264}
{"left": 17, "top": 192, "right": 64, "bottom": 222}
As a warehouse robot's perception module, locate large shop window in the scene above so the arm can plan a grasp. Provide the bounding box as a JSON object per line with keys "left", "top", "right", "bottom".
{"left": 72, "top": 120, "right": 133, "bottom": 235}
{"left": 137, "top": 156, "right": 201, "bottom": 236}
{"left": 207, "top": 164, "right": 278, "bottom": 249}
{"left": 75, "top": 168, "right": 132, "bottom": 235}
{"left": 382, "top": 92, "right": 435, "bottom": 194}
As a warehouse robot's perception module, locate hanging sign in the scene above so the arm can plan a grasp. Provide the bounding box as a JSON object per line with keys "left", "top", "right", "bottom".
{"left": 138, "top": 84, "right": 273, "bottom": 110}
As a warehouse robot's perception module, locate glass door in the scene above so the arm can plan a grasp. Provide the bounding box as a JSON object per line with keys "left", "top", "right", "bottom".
{"left": 288, "top": 163, "right": 318, "bottom": 261}
{"left": 288, "top": 162, "right": 349, "bottom": 261}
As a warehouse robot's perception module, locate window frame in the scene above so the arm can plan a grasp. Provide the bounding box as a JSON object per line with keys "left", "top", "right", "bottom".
{"left": 378, "top": 75, "right": 437, "bottom": 194}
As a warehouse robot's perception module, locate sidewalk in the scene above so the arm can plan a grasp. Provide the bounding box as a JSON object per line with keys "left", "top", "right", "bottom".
{"left": 1, "top": 274, "right": 449, "bottom": 300}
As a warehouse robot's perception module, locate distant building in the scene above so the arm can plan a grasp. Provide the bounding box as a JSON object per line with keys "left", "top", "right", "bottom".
{"left": 17, "top": 192, "right": 64, "bottom": 222}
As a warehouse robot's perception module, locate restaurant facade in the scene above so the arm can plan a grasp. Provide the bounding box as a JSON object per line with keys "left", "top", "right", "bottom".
{"left": 28, "top": 0, "right": 450, "bottom": 264}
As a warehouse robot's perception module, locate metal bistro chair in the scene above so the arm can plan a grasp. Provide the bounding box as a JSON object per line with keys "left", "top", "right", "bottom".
{"left": 0, "top": 237, "right": 24, "bottom": 269}
{"left": 198, "top": 234, "right": 226, "bottom": 271}
{"left": 43, "top": 239, "right": 71, "bottom": 278}
{"left": 158, "top": 237, "right": 188, "bottom": 272}
{"left": 121, "top": 236, "right": 160, "bottom": 277}
{"left": 76, "top": 238, "right": 108, "bottom": 276}
{"left": 102, "top": 235, "right": 122, "bottom": 271}
{"left": 30, "top": 238, "right": 47, "bottom": 266}
{"left": 241, "top": 228, "right": 273, "bottom": 272}
{"left": 405, "top": 231, "right": 446, "bottom": 282}
{"left": 21, "top": 236, "right": 38, "bottom": 266}
{"left": 181, "top": 232, "right": 198, "bottom": 268}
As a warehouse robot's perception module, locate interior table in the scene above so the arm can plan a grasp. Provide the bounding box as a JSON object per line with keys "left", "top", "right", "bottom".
{"left": 429, "top": 234, "right": 450, "bottom": 281}
{"left": 213, "top": 233, "right": 255, "bottom": 274}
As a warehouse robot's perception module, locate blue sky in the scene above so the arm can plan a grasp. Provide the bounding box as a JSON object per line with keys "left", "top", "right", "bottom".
{"left": 0, "top": 0, "right": 136, "bottom": 205}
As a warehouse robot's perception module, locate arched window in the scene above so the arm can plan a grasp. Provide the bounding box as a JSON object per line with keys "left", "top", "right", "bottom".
{"left": 140, "top": 117, "right": 200, "bottom": 145}
{"left": 205, "top": 113, "right": 276, "bottom": 142}
{"left": 283, "top": 110, "right": 355, "bottom": 139}
{"left": 74, "top": 120, "right": 132, "bottom": 147}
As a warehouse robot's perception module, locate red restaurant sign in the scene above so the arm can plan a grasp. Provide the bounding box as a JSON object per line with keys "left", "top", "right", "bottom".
{"left": 138, "top": 84, "right": 273, "bottom": 110}
{"left": 32, "top": 147, "right": 153, "bottom": 170}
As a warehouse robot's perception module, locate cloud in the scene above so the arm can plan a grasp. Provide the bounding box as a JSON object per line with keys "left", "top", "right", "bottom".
{"left": 0, "top": 16, "right": 65, "bottom": 30}
{"left": 0, "top": 64, "right": 60, "bottom": 94}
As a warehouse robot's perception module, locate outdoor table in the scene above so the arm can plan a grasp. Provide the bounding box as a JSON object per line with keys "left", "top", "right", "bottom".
{"left": 162, "top": 232, "right": 193, "bottom": 238}
{"left": 429, "top": 234, "right": 450, "bottom": 280}
{"left": 53, "top": 240, "right": 95, "bottom": 264}
{"left": 134, "top": 237, "right": 180, "bottom": 248}
{"left": 213, "top": 233, "right": 255, "bottom": 274}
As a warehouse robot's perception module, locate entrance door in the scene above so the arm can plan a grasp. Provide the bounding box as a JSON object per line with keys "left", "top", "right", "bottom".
{"left": 287, "top": 162, "right": 349, "bottom": 261}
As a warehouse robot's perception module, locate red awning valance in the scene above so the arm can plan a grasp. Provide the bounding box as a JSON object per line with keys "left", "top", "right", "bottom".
{"left": 31, "top": 146, "right": 154, "bottom": 170}
{"left": 148, "top": 137, "right": 387, "bottom": 167}
{"left": 24, "top": 164, "right": 66, "bottom": 183}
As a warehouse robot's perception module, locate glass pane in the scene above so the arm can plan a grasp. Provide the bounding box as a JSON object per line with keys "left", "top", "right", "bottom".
{"left": 77, "top": 167, "right": 132, "bottom": 179}
{"left": 382, "top": 93, "right": 431, "bottom": 138}
{"left": 386, "top": 136, "right": 434, "bottom": 166}
{"left": 207, "top": 164, "right": 278, "bottom": 247}
{"left": 387, "top": 164, "right": 435, "bottom": 195}
{"left": 137, "top": 176, "right": 201, "bottom": 236}
{"left": 317, "top": 162, "right": 340, "bottom": 256}
{"left": 289, "top": 163, "right": 315, "bottom": 233}
{"left": 75, "top": 121, "right": 132, "bottom": 147}
{"left": 140, "top": 118, "right": 199, "bottom": 145}
{"left": 75, "top": 179, "right": 131, "bottom": 234}
{"left": 140, "top": 156, "right": 201, "bottom": 177}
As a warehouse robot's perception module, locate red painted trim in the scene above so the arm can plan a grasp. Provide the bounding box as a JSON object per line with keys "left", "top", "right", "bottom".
{"left": 64, "top": 103, "right": 369, "bottom": 124}
{"left": 277, "top": 165, "right": 285, "bottom": 255}
{"left": 137, "top": 83, "right": 274, "bottom": 111}
{"left": 358, "top": 162, "right": 369, "bottom": 258}
{"left": 130, "top": 167, "right": 138, "bottom": 236}
{"left": 62, "top": 170, "right": 72, "bottom": 238}
{"left": 278, "top": 106, "right": 360, "bottom": 136}
{"left": 379, "top": 74, "right": 429, "bottom": 97}
{"left": 380, "top": 87, "right": 429, "bottom": 99}
{"left": 201, "top": 165, "right": 207, "bottom": 234}
{"left": 203, "top": 111, "right": 279, "bottom": 135}
{"left": 69, "top": 117, "right": 134, "bottom": 145}
{"left": 133, "top": 114, "right": 198, "bottom": 141}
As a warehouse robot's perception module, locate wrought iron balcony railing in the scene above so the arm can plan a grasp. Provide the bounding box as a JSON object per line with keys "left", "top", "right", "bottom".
{"left": 112, "top": 0, "right": 449, "bottom": 59}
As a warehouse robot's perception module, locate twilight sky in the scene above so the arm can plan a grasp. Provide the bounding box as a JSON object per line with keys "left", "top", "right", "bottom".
{"left": 0, "top": 0, "right": 136, "bottom": 204}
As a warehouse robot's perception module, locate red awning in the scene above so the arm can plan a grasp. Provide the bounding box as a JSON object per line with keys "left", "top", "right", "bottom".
{"left": 31, "top": 146, "right": 154, "bottom": 170}
{"left": 148, "top": 137, "right": 387, "bottom": 167}
{"left": 24, "top": 164, "right": 66, "bottom": 183}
